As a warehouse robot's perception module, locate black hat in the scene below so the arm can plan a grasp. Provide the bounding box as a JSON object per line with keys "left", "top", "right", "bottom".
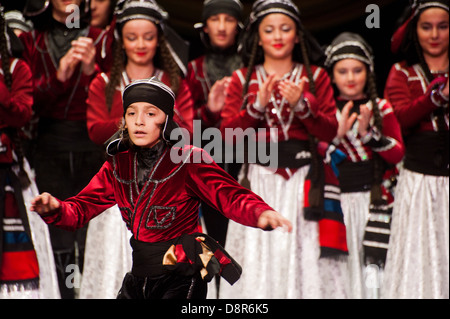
{"left": 248, "top": 0, "right": 301, "bottom": 25}
{"left": 122, "top": 77, "right": 175, "bottom": 117}
{"left": 4, "top": 10, "right": 33, "bottom": 33}
{"left": 106, "top": 77, "right": 181, "bottom": 155}
{"left": 324, "top": 32, "right": 374, "bottom": 72}
{"left": 0, "top": 7, "right": 25, "bottom": 58}
{"left": 23, "top": 0, "right": 50, "bottom": 16}
{"left": 194, "top": 0, "right": 244, "bottom": 29}
{"left": 193, "top": 0, "right": 244, "bottom": 51}
{"left": 115, "top": 0, "right": 167, "bottom": 25}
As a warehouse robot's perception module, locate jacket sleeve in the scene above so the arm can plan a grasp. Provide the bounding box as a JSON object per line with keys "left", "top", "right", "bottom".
{"left": 0, "top": 59, "right": 33, "bottom": 128}
{"left": 174, "top": 79, "right": 194, "bottom": 135}
{"left": 185, "top": 148, "right": 272, "bottom": 228}
{"left": 364, "top": 100, "right": 405, "bottom": 165}
{"left": 384, "top": 63, "right": 446, "bottom": 130}
{"left": 39, "top": 160, "right": 117, "bottom": 231}
{"left": 297, "top": 67, "right": 338, "bottom": 143}
{"left": 220, "top": 70, "right": 264, "bottom": 134}
{"left": 86, "top": 73, "right": 122, "bottom": 145}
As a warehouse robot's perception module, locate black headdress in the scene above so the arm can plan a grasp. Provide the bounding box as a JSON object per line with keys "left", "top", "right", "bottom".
{"left": 193, "top": 0, "right": 244, "bottom": 50}
{"left": 106, "top": 77, "right": 182, "bottom": 155}
{"left": 324, "top": 32, "right": 375, "bottom": 73}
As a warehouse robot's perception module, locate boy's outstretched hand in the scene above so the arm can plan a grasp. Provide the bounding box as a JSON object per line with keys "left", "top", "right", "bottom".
{"left": 30, "top": 192, "right": 60, "bottom": 215}
{"left": 257, "top": 210, "right": 292, "bottom": 232}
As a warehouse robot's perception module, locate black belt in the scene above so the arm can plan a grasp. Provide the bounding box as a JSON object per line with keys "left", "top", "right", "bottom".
{"left": 130, "top": 237, "right": 175, "bottom": 278}
{"left": 255, "top": 139, "right": 312, "bottom": 169}
{"left": 338, "top": 160, "right": 374, "bottom": 193}
{"left": 404, "top": 131, "right": 449, "bottom": 176}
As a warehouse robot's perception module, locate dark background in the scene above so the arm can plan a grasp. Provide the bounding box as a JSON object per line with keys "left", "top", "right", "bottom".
{"left": 2, "top": 0, "right": 409, "bottom": 94}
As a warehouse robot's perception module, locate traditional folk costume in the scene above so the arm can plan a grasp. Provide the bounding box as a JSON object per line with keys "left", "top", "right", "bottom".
{"left": 186, "top": 0, "right": 244, "bottom": 297}
{"left": 382, "top": 0, "right": 449, "bottom": 299}
{"left": 39, "top": 78, "right": 275, "bottom": 299}
{"left": 187, "top": 0, "right": 243, "bottom": 129}
{"left": 0, "top": 19, "right": 59, "bottom": 297}
{"left": 324, "top": 32, "right": 405, "bottom": 299}
{"left": 19, "top": 1, "right": 112, "bottom": 298}
{"left": 219, "top": 0, "right": 350, "bottom": 299}
{"left": 81, "top": 0, "right": 194, "bottom": 299}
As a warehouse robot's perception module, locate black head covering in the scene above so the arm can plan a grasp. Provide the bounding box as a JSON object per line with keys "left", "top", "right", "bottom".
{"left": 122, "top": 77, "right": 175, "bottom": 117}
{"left": 194, "top": 0, "right": 244, "bottom": 50}
{"left": 114, "top": 0, "right": 189, "bottom": 76}
{"left": 194, "top": 0, "right": 244, "bottom": 29}
{"left": 0, "top": 7, "right": 24, "bottom": 58}
{"left": 106, "top": 77, "right": 182, "bottom": 155}
{"left": 23, "top": 0, "right": 50, "bottom": 16}
{"left": 4, "top": 10, "right": 33, "bottom": 33}
{"left": 324, "top": 32, "right": 374, "bottom": 72}
{"left": 238, "top": 0, "right": 325, "bottom": 66}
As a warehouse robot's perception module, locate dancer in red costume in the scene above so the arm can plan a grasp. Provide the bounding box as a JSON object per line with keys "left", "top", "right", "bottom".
{"left": 382, "top": 0, "right": 449, "bottom": 299}
{"left": 31, "top": 77, "right": 291, "bottom": 299}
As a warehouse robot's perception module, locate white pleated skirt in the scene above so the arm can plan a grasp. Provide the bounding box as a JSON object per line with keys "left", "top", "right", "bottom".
{"left": 341, "top": 191, "right": 384, "bottom": 299}
{"left": 79, "top": 205, "right": 133, "bottom": 299}
{"left": 381, "top": 168, "right": 449, "bottom": 299}
{"left": 219, "top": 164, "right": 349, "bottom": 299}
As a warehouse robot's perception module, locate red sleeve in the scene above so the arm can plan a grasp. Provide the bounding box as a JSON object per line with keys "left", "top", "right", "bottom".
{"left": 185, "top": 148, "right": 272, "bottom": 228}
{"left": 384, "top": 63, "right": 442, "bottom": 129}
{"left": 39, "top": 160, "right": 117, "bottom": 231}
{"left": 299, "top": 68, "right": 338, "bottom": 142}
{"left": 0, "top": 59, "right": 33, "bottom": 128}
{"left": 86, "top": 74, "right": 123, "bottom": 145}
{"left": 220, "top": 69, "right": 263, "bottom": 134}
{"left": 187, "top": 58, "right": 221, "bottom": 128}
{"left": 376, "top": 101, "right": 405, "bottom": 164}
{"left": 186, "top": 60, "right": 204, "bottom": 111}
{"left": 174, "top": 79, "right": 194, "bottom": 135}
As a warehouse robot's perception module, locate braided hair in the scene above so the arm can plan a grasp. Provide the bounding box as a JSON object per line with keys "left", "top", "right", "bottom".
{"left": 366, "top": 69, "right": 385, "bottom": 204}
{"left": 324, "top": 32, "right": 386, "bottom": 204}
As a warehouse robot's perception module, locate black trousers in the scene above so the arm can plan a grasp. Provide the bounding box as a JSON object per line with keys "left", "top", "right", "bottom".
{"left": 117, "top": 272, "right": 207, "bottom": 299}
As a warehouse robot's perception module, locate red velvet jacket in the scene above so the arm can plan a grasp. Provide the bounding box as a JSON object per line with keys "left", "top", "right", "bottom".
{"left": 334, "top": 97, "right": 405, "bottom": 165}
{"left": 220, "top": 63, "right": 338, "bottom": 143}
{"left": 0, "top": 58, "right": 33, "bottom": 164}
{"left": 39, "top": 145, "right": 272, "bottom": 243}
{"left": 19, "top": 26, "right": 110, "bottom": 121}
{"left": 384, "top": 61, "right": 449, "bottom": 136}
{"left": 187, "top": 55, "right": 221, "bottom": 128}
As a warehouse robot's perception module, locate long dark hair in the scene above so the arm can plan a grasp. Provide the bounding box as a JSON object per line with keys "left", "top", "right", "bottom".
{"left": 239, "top": 16, "right": 323, "bottom": 197}
{"left": 105, "top": 24, "right": 180, "bottom": 110}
